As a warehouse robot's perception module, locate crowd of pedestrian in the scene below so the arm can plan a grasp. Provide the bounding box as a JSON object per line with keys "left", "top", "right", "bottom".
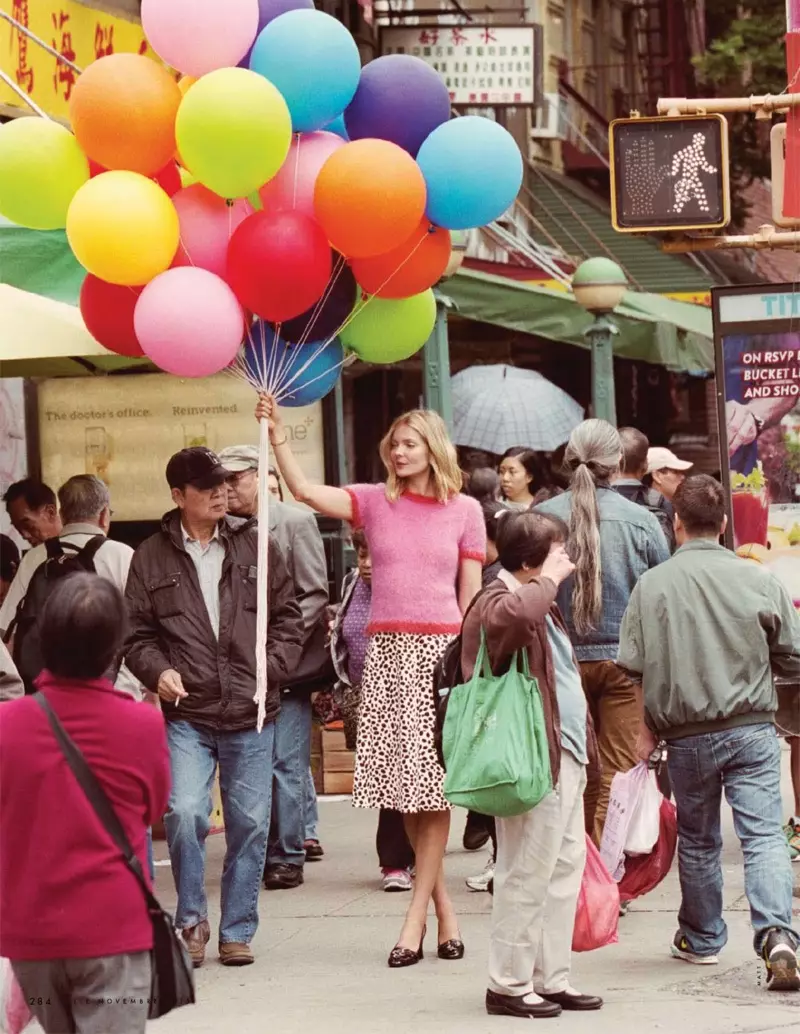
{"left": 2, "top": 400, "right": 800, "bottom": 1032}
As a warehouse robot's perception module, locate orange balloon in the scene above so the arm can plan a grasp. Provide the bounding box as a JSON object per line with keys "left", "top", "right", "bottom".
{"left": 314, "top": 140, "right": 426, "bottom": 259}
{"left": 351, "top": 219, "right": 451, "bottom": 298}
{"left": 69, "top": 54, "right": 181, "bottom": 177}
{"left": 178, "top": 76, "right": 197, "bottom": 96}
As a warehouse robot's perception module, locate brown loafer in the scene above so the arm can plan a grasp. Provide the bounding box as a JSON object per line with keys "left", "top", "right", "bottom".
{"left": 182, "top": 919, "right": 210, "bottom": 969}
{"left": 219, "top": 941, "right": 254, "bottom": 966}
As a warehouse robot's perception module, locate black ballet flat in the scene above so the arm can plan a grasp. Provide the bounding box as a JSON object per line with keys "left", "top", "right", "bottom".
{"left": 388, "top": 927, "right": 426, "bottom": 968}
{"left": 438, "top": 938, "right": 465, "bottom": 960}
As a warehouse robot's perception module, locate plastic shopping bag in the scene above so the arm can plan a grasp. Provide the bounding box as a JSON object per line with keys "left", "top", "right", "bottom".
{"left": 0, "top": 959, "right": 32, "bottom": 1034}
{"left": 625, "top": 769, "right": 662, "bottom": 856}
{"left": 572, "top": 835, "right": 620, "bottom": 953}
{"left": 619, "top": 797, "right": 678, "bottom": 903}
{"left": 599, "top": 762, "right": 649, "bottom": 880}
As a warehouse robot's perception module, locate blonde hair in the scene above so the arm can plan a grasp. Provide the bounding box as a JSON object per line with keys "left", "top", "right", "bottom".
{"left": 379, "top": 410, "right": 462, "bottom": 503}
{"left": 563, "top": 420, "right": 622, "bottom": 636}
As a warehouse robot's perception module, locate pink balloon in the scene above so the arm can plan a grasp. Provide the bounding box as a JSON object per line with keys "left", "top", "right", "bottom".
{"left": 135, "top": 268, "right": 244, "bottom": 377}
{"left": 141, "top": 0, "right": 259, "bottom": 77}
{"left": 259, "top": 131, "right": 344, "bottom": 218}
{"left": 172, "top": 185, "right": 253, "bottom": 278}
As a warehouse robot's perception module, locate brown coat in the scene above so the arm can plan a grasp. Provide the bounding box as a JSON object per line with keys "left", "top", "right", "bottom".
{"left": 461, "top": 577, "right": 600, "bottom": 790}
{"left": 124, "top": 511, "right": 303, "bottom": 731}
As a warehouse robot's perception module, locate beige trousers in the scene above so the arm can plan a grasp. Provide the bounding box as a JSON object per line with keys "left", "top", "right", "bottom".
{"left": 489, "top": 751, "right": 587, "bottom": 997}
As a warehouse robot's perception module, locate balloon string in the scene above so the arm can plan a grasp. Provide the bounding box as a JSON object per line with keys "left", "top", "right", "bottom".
{"left": 292, "top": 133, "right": 302, "bottom": 210}
{"left": 295, "top": 256, "right": 346, "bottom": 349}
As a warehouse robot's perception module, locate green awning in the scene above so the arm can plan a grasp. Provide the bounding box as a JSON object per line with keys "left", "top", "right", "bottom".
{"left": 448, "top": 268, "right": 713, "bottom": 372}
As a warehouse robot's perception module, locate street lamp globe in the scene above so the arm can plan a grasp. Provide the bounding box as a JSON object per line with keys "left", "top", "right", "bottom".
{"left": 572, "top": 257, "right": 628, "bottom": 314}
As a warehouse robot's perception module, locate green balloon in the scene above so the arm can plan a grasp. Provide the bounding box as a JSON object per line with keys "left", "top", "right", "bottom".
{"left": 176, "top": 68, "right": 292, "bottom": 200}
{"left": 0, "top": 119, "right": 89, "bottom": 230}
{"left": 341, "top": 290, "right": 437, "bottom": 364}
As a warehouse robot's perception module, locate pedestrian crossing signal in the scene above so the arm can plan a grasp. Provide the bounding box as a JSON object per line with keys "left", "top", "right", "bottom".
{"left": 609, "top": 114, "right": 731, "bottom": 233}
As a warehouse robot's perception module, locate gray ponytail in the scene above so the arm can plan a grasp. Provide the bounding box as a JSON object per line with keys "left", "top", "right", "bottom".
{"left": 564, "top": 420, "right": 622, "bottom": 635}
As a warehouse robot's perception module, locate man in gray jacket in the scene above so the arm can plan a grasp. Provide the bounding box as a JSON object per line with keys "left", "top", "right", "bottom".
{"left": 221, "top": 445, "right": 330, "bottom": 891}
{"left": 618, "top": 474, "right": 800, "bottom": 990}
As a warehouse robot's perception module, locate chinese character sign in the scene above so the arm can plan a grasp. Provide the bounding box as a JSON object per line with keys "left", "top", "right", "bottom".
{"left": 381, "top": 25, "right": 536, "bottom": 106}
{"left": 610, "top": 115, "right": 731, "bottom": 233}
{"left": 0, "top": 0, "right": 148, "bottom": 119}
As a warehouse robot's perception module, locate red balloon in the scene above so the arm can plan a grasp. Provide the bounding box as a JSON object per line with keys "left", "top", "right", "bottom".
{"left": 227, "top": 211, "right": 332, "bottom": 323}
{"left": 80, "top": 275, "right": 145, "bottom": 357}
{"left": 89, "top": 158, "right": 181, "bottom": 197}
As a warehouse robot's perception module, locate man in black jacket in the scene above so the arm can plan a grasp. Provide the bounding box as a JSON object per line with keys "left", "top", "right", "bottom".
{"left": 124, "top": 447, "right": 303, "bottom": 969}
{"left": 221, "top": 444, "right": 330, "bottom": 890}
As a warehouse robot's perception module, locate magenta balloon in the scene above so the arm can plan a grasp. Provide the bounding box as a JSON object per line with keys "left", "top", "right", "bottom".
{"left": 172, "top": 185, "right": 253, "bottom": 278}
{"left": 135, "top": 267, "right": 244, "bottom": 377}
{"left": 259, "top": 131, "right": 344, "bottom": 218}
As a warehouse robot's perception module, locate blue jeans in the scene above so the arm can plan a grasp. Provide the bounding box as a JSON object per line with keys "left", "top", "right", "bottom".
{"left": 267, "top": 694, "right": 312, "bottom": 867}
{"left": 305, "top": 767, "right": 319, "bottom": 842}
{"left": 165, "top": 719, "right": 274, "bottom": 944}
{"left": 668, "top": 722, "right": 798, "bottom": 956}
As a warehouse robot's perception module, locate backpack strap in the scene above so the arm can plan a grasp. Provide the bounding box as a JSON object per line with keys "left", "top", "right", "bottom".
{"left": 76, "top": 535, "right": 106, "bottom": 571}
{"left": 44, "top": 538, "right": 66, "bottom": 560}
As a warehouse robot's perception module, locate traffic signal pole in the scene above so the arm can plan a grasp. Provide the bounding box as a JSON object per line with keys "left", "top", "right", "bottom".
{"left": 656, "top": 93, "right": 800, "bottom": 117}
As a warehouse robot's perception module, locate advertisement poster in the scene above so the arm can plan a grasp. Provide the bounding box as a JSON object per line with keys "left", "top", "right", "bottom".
{"left": 713, "top": 284, "right": 800, "bottom": 602}
{"left": 38, "top": 373, "right": 325, "bottom": 522}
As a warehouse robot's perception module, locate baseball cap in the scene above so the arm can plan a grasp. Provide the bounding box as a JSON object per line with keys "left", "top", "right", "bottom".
{"left": 646, "top": 446, "right": 693, "bottom": 474}
{"left": 166, "top": 447, "right": 230, "bottom": 490}
{"left": 218, "top": 444, "right": 259, "bottom": 473}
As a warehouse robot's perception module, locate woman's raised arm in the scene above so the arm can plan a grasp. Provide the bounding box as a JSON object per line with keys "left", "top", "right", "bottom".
{"left": 256, "top": 393, "right": 353, "bottom": 522}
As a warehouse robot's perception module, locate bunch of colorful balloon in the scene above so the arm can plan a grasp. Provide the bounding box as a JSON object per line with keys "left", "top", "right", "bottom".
{"left": 0, "top": 0, "right": 524, "bottom": 407}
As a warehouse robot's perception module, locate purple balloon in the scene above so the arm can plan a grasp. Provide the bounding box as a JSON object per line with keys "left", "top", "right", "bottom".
{"left": 344, "top": 54, "right": 451, "bottom": 157}
{"left": 238, "top": 0, "right": 314, "bottom": 67}
{"left": 275, "top": 256, "right": 357, "bottom": 344}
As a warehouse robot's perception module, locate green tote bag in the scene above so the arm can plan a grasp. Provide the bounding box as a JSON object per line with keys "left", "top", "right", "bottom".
{"left": 442, "top": 628, "right": 552, "bottom": 818}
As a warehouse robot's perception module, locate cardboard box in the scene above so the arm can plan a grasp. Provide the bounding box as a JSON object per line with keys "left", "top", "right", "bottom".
{"left": 323, "top": 770, "right": 354, "bottom": 795}
{"left": 321, "top": 727, "right": 348, "bottom": 754}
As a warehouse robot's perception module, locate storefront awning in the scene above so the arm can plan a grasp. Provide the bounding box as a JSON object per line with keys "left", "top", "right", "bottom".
{"left": 0, "top": 284, "right": 148, "bottom": 378}
{"left": 447, "top": 268, "right": 714, "bottom": 372}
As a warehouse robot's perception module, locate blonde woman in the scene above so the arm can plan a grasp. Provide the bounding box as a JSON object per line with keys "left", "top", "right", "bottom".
{"left": 536, "top": 420, "right": 669, "bottom": 845}
{"left": 257, "top": 395, "right": 485, "bottom": 966}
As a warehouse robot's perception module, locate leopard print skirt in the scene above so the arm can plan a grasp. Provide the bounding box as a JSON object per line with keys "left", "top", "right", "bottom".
{"left": 352, "top": 632, "right": 453, "bottom": 813}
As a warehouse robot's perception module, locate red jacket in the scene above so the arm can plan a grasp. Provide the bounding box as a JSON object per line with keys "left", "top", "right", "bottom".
{"left": 0, "top": 672, "right": 171, "bottom": 960}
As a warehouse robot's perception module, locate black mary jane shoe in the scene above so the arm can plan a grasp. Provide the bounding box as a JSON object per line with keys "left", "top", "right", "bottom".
{"left": 485, "top": 990, "right": 561, "bottom": 1019}
{"left": 388, "top": 927, "right": 426, "bottom": 969}
{"left": 437, "top": 938, "right": 465, "bottom": 960}
{"left": 538, "top": 990, "right": 604, "bottom": 1011}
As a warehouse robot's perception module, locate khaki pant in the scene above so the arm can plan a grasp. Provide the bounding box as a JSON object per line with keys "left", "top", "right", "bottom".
{"left": 580, "top": 660, "right": 642, "bottom": 845}
{"left": 12, "top": 951, "right": 150, "bottom": 1034}
{"left": 489, "top": 752, "right": 587, "bottom": 997}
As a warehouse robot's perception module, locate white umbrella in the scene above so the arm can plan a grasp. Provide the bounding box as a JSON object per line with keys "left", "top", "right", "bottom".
{"left": 452, "top": 364, "right": 584, "bottom": 454}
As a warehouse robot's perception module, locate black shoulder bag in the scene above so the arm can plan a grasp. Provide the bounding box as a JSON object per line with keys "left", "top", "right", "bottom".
{"left": 34, "top": 694, "right": 195, "bottom": 1021}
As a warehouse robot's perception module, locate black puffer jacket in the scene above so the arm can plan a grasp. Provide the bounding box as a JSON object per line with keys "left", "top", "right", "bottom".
{"left": 124, "top": 511, "right": 303, "bottom": 730}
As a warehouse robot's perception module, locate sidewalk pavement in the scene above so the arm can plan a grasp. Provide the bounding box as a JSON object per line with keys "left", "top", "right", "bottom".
{"left": 149, "top": 780, "right": 800, "bottom": 1034}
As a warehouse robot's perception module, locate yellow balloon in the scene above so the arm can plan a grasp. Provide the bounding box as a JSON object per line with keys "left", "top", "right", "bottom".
{"left": 66, "top": 171, "right": 180, "bottom": 286}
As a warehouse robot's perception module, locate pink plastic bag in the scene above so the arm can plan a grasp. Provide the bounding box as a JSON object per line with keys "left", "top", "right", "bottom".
{"left": 572, "top": 835, "right": 620, "bottom": 953}
{"left": 0, "top": 959, "right": 32, "bottom": 1034}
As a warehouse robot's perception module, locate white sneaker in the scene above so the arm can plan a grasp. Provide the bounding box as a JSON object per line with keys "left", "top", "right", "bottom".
{"left": 466, "top": 856, "right": 495, "bottom": 892}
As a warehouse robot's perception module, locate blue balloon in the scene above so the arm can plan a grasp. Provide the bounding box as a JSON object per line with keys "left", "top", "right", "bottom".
{"left": 250, "top": 11, "right": 361, "bottom": 133}
{"left": 238, "top": 0, "right": 314, "bottom": 68}
{"left": 416, "top": 117, "right": 524, "bottom": 230}
{"left": 243, "top": 323, "right": 344, "bottom": 407}
{"left": 322, "top": 113, "right": 350, "bottom": 141}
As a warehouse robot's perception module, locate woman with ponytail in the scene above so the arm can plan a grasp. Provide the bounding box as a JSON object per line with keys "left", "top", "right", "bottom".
{"left": 536, "top": 420, "right": 670, "bottom": 844}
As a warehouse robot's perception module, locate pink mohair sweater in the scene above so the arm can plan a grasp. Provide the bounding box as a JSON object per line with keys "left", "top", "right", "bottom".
{"left": 346, "top": 484, "right": 486, "bottom": 635}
